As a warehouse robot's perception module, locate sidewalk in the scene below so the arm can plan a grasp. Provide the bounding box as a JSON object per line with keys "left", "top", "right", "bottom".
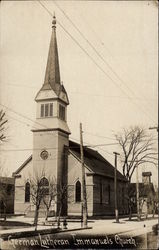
{"left": 0, "top": 215, "right": 158, "bottom": 238}
{"left": 85, "top": 216, "right": 158, "bottom": 237}
{"left": 0, "top": 216, "right": 90, "bottom": 240}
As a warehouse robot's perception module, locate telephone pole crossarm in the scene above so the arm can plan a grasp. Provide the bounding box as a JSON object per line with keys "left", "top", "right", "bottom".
{"left": 149, "top": 126, "right": 158, "bottom": 132}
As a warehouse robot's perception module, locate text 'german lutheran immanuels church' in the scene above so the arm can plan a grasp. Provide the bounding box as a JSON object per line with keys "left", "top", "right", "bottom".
{"left": 13, "top": 16, "right": 128, "bottom": 217}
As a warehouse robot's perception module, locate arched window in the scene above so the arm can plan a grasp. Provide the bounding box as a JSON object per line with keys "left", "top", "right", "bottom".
{"left": 40, "top": 177, "right": 49, "bottom": 186}
{"left": 40, "top": 177, "right": 49, "bottom": 195}
{"left": 25, "top": 182, "right": 30, "bottom": 202}
{"left": 75, "top": 181, "right": 81, "bottom": 202}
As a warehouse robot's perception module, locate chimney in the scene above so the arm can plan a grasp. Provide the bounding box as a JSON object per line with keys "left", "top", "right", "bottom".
{"left": 142, "top": 172, "right": 152, "bottom": 184}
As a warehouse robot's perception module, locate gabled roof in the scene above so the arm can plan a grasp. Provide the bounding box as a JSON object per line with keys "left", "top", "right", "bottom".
{"left": 13, "top": 140, "right": 127, "bottom": 182}
{"left": 69, "top": 140, "right": 127, "bottom": 182}
{"left": 129, "top": 183, "right": 155, "bottom": 197}
{"left": 12, "top": 155, "right": 32, "bottom": 176}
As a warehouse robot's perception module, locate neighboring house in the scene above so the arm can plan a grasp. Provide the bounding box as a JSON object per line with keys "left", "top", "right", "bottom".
{"left": 0, "top": 177, "right": 15, "bottom": 215}
{"left": 13, "top": 16, "right": 128, "bottom": 217}
{"left": 129, "top": 172, "right": 156, "bottom": 215}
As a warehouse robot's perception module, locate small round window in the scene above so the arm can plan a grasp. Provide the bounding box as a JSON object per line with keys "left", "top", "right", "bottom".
{"left": 40, "top": 150, "right": 49, "bottom": 160}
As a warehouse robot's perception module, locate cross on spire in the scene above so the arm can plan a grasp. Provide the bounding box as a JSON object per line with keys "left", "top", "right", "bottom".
{"left": 52, "top": 13, "right": 56, "bottom": 28}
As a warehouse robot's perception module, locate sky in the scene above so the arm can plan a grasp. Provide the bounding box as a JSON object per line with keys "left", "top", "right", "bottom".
{"left": 0, "top": 1, "right": 158, "bottom": 184}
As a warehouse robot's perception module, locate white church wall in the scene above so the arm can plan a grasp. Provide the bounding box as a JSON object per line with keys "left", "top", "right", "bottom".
{"left": 14, "top": 159, "right": 33, "bottom": 214}
{"left": 32, "top": 131, "right": 59, "bottom": 179}
{"left": 67, "top": 152, "right": 93, "bottom": 216}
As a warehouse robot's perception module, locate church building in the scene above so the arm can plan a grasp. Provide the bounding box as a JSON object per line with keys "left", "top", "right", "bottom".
{"left": 13, "top": 16, "right": 128, "bottom": 217}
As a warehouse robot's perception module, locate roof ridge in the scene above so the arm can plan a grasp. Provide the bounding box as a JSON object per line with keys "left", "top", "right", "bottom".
{"left": 13, "top": 155, "right": 32, "bottom": 176}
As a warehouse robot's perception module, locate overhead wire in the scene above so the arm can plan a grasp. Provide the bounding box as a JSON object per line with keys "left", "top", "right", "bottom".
{"left": 76, "top": 7, "right": 157, "bottom": 109}
{"left": 1, "top": 103, "right": 117, "bottom": 151}
{"left": 53, "top": 0, "right": 141, "bottom": 98}
{"left": 95, "top": 146, "right": 115, "bottom": 157}
{"left": 3, "top": 82, "right": 157, "bottom": 103}
{"left": 53, "top": 1, "right": 157, "bottom": 120}
{"left": 1, "top": 102, "right": 157, "bottom": 154}
{"left": 1, "top": 2, "right": 157, "bottom": 163}
{"left": 37, "top": 0, "right": 156, "bottom": 123}
{"left": 0, "top": 141, "right": 119, "bottom": 153}
{"left": 84, "top": 130, "right": 158, "bottom": 142}
{"left": 0, "top": 103, "right": 80, "bottom": 143}
{"left": 84, "top": 131, "right": 116, "bottom": 141}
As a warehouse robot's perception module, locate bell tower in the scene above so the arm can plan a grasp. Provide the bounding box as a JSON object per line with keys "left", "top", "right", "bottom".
{"left": 32, "top": 16, "right": 70, "bottom": 210}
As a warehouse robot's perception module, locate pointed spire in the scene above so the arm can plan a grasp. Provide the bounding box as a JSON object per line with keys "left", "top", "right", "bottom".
{"left": 42, "top": 14, "right": 61, "bottom": 95}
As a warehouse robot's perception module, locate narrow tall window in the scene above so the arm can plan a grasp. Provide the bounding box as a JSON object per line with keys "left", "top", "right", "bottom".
{"left": 45, "top": 104, "right": 49, "bottom": 117}
{"left": 41, "top": 104, "right": 44, "bottom": 117}
{"left": 75, "top": 181, "right": 81, "bottom": 202}
{"left": 59, "top": 104, "right": 65, "bottom": 120}
{"left": 50, "top": 103, "right": 53, "bottom": 116}
{"left": 25, "top": 182, "right": 30, "bottom": 202}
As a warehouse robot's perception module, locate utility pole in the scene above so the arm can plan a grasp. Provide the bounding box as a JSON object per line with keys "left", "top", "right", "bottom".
{"left": 80, "top": 123, "right": 88, "bottom": 227}
{"left": 136, "top": 158, "right": 140, "bottom": 221}
{"left": 113, "top": 152, "right": 120, "bottom": 223}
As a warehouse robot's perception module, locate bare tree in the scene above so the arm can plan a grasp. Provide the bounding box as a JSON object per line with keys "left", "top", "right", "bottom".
{"left": 115, "top": 126, "right": 157, "bottom": 220}
{"left": 115, "top": 126, "right": 157, "bottom": 182}
{"left": 27, "top": 170, "right": 48, "bottom": 229}
{"left": 56, "top": 183, "right": 69, "bottom": 228}
{"left": 26, "top": 167, "right": 73, "bottom": 228}
{"left": 0, "top": 110, "right": 7, "bottom": 143}
{"left": 42, "top": 176, "right": 57, "bottom": 222}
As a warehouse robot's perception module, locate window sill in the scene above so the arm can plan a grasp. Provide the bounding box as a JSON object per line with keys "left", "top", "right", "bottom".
{"left": 39, "top": 116, "right": 54, "bottom": 119}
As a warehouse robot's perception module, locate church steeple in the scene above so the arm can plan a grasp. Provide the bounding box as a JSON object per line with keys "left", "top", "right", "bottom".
{"left": 36, "top": 15, "right": 69, "bottom": 104}
{"left": 34, "top": 16, "right": 70, "bottom": 134}
{"left": 32, "top": 16, "right": 70, "bottom": 216}
{"left": 42, "top": 15, "right": 61, "bottom": 95}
